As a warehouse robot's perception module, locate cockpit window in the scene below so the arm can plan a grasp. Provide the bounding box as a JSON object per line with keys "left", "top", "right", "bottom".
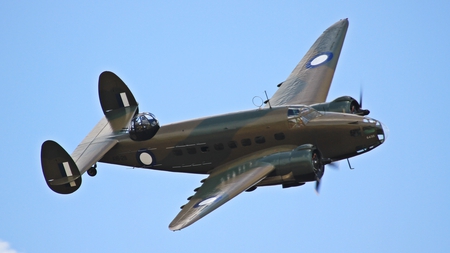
{"left": 287, "top": 106, "right": 322, "bottom": 128}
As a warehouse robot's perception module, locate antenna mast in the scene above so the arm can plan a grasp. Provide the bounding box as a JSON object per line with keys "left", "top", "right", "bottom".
{"left": 264, "top": 91, "right": 272, "bottom": 109}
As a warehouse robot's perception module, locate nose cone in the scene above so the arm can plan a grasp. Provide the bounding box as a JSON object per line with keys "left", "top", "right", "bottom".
{"left": 380, "top": 121, "right": 389, "bottom": 143}
{"left": 363, "top": 117, "right": 388, "bottom": 144}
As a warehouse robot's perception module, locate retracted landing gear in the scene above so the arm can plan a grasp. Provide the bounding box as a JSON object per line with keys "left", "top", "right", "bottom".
{"left": 87, "top": 164, "right": 97, "bottom": 177}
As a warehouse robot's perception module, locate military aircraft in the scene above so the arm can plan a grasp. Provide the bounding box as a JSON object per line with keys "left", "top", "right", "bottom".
{"left": 41, "top": 18, "right": 387, "bottom": 231}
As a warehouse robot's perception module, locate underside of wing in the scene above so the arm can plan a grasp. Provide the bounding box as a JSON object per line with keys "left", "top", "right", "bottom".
{"left": 169, "top": 159, "right": 275, "bottom": 231}
{"left": 269, "top": 19, "right": 349, "bottom": 106}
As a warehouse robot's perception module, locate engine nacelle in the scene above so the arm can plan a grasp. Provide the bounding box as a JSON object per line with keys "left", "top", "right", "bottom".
{"left": 258, "top": 144, "right": 324, "bottom": 188}
{"left": 311, "top": 96, "right": 369, "bottom": 115}
{"left": 129, "top": 112, "right": 160, "bottom": 141}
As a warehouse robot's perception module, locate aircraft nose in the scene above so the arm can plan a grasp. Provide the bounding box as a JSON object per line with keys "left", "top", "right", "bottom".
{"left": 363, "top": 117, "right": 388, "bottom": 144}
{"left": 379, "top": 121, "right": 389, "bottom": 143}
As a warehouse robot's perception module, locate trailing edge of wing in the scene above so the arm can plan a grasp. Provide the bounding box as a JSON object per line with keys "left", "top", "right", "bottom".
{"left": 269, "top": 19, "right": 349, "bottom": 106}
{"left": 169, "top": 161, "right": 275, "bottom": 231}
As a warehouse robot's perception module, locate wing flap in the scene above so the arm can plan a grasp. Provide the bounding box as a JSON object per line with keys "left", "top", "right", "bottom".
{"left": 169, "top": 161, "right": 275, "bottom": 231}
{"left": 269, "top": 19, "right": 349, "bottom": 106}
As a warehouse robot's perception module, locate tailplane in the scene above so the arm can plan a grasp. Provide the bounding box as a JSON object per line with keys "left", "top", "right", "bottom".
{"left": 41, "top": 71, "right": 139, "bottom": 194}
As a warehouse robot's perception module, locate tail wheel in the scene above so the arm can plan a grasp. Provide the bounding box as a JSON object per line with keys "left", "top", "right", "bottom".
{"left": 87, "top": 164, "right": 97, "bottom": 177}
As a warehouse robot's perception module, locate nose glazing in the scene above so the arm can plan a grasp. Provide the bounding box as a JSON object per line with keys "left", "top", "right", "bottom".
{"left": 363, "top": 117, "right": 387, "bottom": 144}
{"left": 379, "top": 121, "right": 389, "bottom": 143}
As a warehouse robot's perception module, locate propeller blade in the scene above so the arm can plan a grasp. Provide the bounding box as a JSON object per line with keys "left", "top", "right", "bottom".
{"left": 359, "top": 87, "right": 363, "bottom": 109}
{"left": 315, "top": 179, "right": 321, "bottom": 194}
{"left": 357, "top": 87, "right": 370, "bottom": 116}
{"left": 327, "top": 162, "right": 339, "bottom": 170}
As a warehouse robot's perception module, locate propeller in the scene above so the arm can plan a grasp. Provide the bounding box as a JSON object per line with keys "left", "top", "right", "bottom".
{"left": 314, "top": 158, "right": 339, "bottom": 194}
{"left": 312, "top": 153, "right": 325, "bottom": 194}
{"left": 357, "top": 87, "right": 370, "bottom": 116}
{"left": 359, "top": 88, "right": 363, "bottom": 109}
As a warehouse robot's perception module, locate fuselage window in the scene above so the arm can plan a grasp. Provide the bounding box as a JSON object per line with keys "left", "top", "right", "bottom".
{"left": 200, "top": 146, "right": 210, "bottom": 153}
{"left": 350, "top": 128, "right": 361, "bottom": 137}
{"left": 241, "top": 138, "right": 251, "bottom": 146}
{"left": 363, "top": 126, "right": 376, "bottom": 135}
{"left": 187, "top": 147, "right": 196, "bottom": 154}
{"left": 288, "top": 109, "right": 300, "bottom": 117}
{"left": 172, "top": 149, "right": 183, "bottom": 156}
{"left": 228, "top": 141, "right": 238, "bottom": 149}
{"left": 287, "top": 107, "right": 322, "bottom": 128}
{"left": 255, "top": 136, "right": 266, "bottom": 144}
{"left": 214, "top": 143, "right": 224, "bottom": 151}
{"left": 274, "top": 132, "right": 285, "bottom": 140}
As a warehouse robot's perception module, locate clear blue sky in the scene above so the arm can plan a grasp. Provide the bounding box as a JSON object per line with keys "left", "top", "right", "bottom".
{"left": 1, "top": 1, "right": 449, "bottom": 252}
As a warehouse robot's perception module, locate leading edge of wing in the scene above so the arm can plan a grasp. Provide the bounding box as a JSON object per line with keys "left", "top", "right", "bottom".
{"left": 169, "top": 160, "right": 275, "bottom": 231}
{"left": 269, "top": 19, "right": 349, "bottom": 106}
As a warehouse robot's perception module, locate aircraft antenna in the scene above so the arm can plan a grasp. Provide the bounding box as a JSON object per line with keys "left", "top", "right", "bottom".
{"left": 347, "top": 159, "right": 355, "bottom": 170}
{"left": 264, "top": 91, "right": 272, "bottom": 109}
{"left": 252, "top": 96, "right": 264, "bottom": 109}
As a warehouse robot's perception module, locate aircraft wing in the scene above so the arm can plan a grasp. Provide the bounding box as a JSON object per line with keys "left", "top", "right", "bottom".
{"left": 269, "top": 19, "right": 349, "bottom": 106}
{"left": 169, "top": 159, "right": 275, "bottom": 231}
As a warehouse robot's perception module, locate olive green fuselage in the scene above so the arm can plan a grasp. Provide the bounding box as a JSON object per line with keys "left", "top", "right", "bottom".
{"left": 100, "top": 106, "right": 384, "bottom": 176}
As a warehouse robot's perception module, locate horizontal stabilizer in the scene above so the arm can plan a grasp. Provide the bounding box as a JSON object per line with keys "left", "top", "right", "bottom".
{"left": 41, "top": 71, "right": 138, "bottom": 193}
{"left": 41, "top": 140, "right": 81, "bottom": 194}
{"left": 70, "top": 71, "right": 138, "bottom": 174}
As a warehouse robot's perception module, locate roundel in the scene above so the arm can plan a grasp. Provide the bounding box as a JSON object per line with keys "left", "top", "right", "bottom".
{"left": 136, "top": 149, "right": 155, "bottom": 166}
{"left": 306, "top": 52, "right": 334, "bottom": 68}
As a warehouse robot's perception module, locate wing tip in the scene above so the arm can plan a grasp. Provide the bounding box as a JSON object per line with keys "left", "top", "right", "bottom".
{"left": 168, "top": 223, "right": 185, "bottom": 231}
{"left": 337, "top": 18, "right": 349, "bottom": 26}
